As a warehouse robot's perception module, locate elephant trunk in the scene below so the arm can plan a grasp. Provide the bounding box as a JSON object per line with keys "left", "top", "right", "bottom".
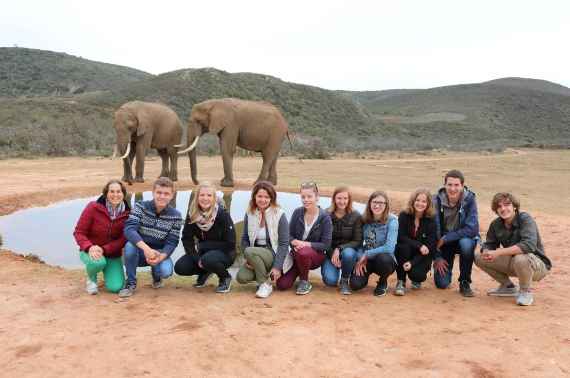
{"left": 189, "top": 147, "right": 198, "bottom": 185}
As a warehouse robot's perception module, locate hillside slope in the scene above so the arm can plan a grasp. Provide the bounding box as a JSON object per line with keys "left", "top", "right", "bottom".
{"left": 0, "top": 47, "right": 152, "bottom": 97}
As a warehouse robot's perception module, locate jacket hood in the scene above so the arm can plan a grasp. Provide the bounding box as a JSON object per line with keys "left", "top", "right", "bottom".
{"left": 437, "top": 186, "right": 476, "bottom": 205}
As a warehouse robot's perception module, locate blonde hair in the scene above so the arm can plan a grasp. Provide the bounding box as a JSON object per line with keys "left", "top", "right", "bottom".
{"left": 327, "top": 186, "right": 354, "bottom": 214}
{"left": 362, "top": 190, "right": 391, "bottom": 224}
{"left": 404, "top": 188, "right": 434, "bottom": 218}
{"left": 187, "top": 182, "right": 217, "bottom": 223}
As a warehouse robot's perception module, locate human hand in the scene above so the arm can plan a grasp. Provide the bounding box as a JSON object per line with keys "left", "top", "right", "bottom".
{"left": 198, "top": 259, "right": 204, "bottom": 269}
{"left": 354, "top": 255, "right": 368, "bottom": 276}
{"left": 144, "top": 248, "right": 159, "bottom": 265}
{"left": 245, "top": 261, "right": 254, "bottom": 270}
{"left": 88, "top": 245, "right": 103, "bottom": 260}
{"left": 419, "top": 245, "right": 429, "bottom": 255}
{"left": 482, "top": 250, "right": 496, "bottom": 262}
{"left": 270, "top": 268, "right": 281, "bottom": 281}
{"left": 403, "top": 261, "right": 412, "bottom": 271}
{"left": 331, "top": 248, "right": 341, "bottom": 268}
{"left": 433, "top": 258, "right": 448, "bottom": 276}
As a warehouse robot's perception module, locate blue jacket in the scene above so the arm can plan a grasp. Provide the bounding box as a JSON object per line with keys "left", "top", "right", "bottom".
{"left": 124, "top": 200, "right": 183, "bottom": 257}
{"left": 433, "top": 187, "right": 480, "bottom": 258}
{"left": 361, "top": 213, "right": 398, "bottom": 259}
{"left": 289, "top": 207, "right": 332, "bottom": 253}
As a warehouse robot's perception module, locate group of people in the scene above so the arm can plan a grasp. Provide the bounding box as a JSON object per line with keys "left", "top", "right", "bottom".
{"left": 73, "top": 170, "right": 552, "bottom": 306}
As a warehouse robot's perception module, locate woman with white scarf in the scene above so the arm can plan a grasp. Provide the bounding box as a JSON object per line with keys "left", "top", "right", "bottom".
{"left": 236, "top": 181, "right": 289, "bottom": 298}
{"left": 175, "top": 182, "right": 236, "bottom": 293}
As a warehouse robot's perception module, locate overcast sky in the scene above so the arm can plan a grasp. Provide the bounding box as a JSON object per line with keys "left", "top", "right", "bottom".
{"left": 2, "top": 0, "right": 569, "bottom": 90}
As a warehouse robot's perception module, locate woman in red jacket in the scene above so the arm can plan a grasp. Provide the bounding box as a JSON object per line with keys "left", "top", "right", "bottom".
{"left": 73, "top": 180, "right": 130, "bottom": 294}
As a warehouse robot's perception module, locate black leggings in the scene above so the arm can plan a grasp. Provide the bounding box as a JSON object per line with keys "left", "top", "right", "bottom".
{"left": 350, "top": 254, "right": 396, "bottom": 291}
{"left": 395, "top": 244, "right": 432, "bottom": 283}
{"left": 174, "top": 250, "right": 233, "bottom": 279}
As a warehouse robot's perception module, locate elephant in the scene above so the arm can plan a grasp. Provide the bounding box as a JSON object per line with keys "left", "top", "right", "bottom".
{"left": 178, "top": 98, "right": 291, "bottom": 187}
{"left": 113, "top": 101, "right": 183, "bottom": 184}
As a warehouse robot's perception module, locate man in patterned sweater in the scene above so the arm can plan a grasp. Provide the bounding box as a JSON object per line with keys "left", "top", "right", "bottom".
{"left": 119, "top": 177, "right": 183, "bottom": 298}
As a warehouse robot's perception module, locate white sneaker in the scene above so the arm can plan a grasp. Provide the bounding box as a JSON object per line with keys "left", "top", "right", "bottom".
{"left": 86, "top": 279, "right": 98, "bottom": 295}
{"left": 255, "top": 282, "right": 273, "bottom": 298}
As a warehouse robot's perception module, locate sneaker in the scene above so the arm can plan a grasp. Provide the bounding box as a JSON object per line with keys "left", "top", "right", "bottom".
{"left": 152, "top": 279, "right": 164, "bottom": 289}
{"left": 487, "top": 283, "right": 518, "bottom": 297}
{"left": 516, "top": 290, "right": 534, "bottom": 306}
{"left": 373, "top": 278, "right": 388, "bottom": 297}
{"left": 394, "top": 280, "right": 405, "bottom": 296}
{"left": 193, "top": 272, "right": 212, "bottom": 288}
{"left": 118, "top": 283, "right": 136, "bottom": 298}
{"left": 296, "top": 280, "right": 312, "bottom": 295}
{"left": 339, "top": 278, "right": 352, "bottom": 295}
{"left": 459, "top": 281, "right": 475, "bottom": 297}
{"left": 255, "top": 281, "right": 273, "bottom": 298}
{"left": 86, "top": 279, "right": 98, "bottom": 295}
{"left": 216, "top": 276, "right": 232, "bottom": 293}
{"left": 410, "top": 281, "right": 422, "bottom": 290}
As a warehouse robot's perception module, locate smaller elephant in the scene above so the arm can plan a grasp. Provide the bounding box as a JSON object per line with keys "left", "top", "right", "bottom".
{"left": 113, "top": 101, "right": 183, "bottom": 183}
{"left": 178, "top": 98, "right": 291, "bottom": 187}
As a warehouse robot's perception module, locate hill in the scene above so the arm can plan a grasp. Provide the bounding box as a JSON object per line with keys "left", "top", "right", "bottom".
{"left": 0, "top": 47, "right": 152, "bottom": 97}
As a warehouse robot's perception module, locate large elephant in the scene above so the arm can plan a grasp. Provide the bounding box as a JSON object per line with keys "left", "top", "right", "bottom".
{"left": 113, "top": 101, "right": 183, "bottom": 183}
{"left": 178, "top": 98, "right": 290, "bottom": 187}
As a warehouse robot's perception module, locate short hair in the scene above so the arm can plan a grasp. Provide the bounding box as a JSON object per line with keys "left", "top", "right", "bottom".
{"left": 404, "top": 188, "right": 434, "bottom": 217}
{"left": 444, "top": 169, "right": 465, "bottom": 185}
{"left": 300, "top": 181, "right": 319, "bottom": 195}
{"left": 362, "top": 190, "right": 391, "bottom": 224}
{"left": 491, "top": 192, "right": 520, "bottom": 214}
{"left": 153, "top": 177, "right": 175, "bottom": 191}
{"left": 102, "top": 179, "right": 127, "bottom": 198}
{"left": 327, "top": 186, "right": 354, "bottom": 214}
{"left": 188, "top": 182, "right": 217, "bottom": 223}
{"left": 248, "top": 181, "right": 279, "bottom": 213}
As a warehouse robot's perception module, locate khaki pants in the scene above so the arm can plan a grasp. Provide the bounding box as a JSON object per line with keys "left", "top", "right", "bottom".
{"left": 236, "top": 247, "right": 274, "bottom": 285}
{"left": 474, "top": 252, "right": 548, "bottom": 290}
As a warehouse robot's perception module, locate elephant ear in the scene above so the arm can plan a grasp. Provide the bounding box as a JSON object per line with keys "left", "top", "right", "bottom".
{"left": 208, "top": 103, "right": 232, "bottom": 135}
{"left": 135, "top": 108, "right": 154, "bottom": 148}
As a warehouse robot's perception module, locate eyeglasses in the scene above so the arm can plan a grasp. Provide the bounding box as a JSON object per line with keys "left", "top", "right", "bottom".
{"left": 300, "top": 181, "right": 319, "bottom": 193}
{"left": 371, "top": 200, "right": 387, "bottom": 206}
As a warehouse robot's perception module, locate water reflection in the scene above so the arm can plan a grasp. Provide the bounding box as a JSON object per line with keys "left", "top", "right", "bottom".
{"left": 0, "top": 191, "right": 365, "bottom": 269}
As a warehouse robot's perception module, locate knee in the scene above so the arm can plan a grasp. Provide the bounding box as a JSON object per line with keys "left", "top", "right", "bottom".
{"left": 408, "top": 270, "right": 427, "bottom": 283}
{"left": 458, "top": 238, "right": 476, "bottom": 256}
{"left": 159, "top": 259, "right": 173, "bottom": 279}
{"left": 236, "top": 268, "right": 252, "bottom": 284}
{"left": 105, "top": 280, "right": 123, "bottom": 293}
{"left": 244, "top": 247, "right": 255, "bottom": 260}
{"left": 341, "top": 247, "right": 357, "bottom": 261}
{"left": 123, "top": 242, "right": 138, "bottom": 259}
{"left": 512, "top": 254, "right": 531, "bottom": 270}
{"left": 89, "top": 257, "right": 107, "bottom": 270}
{"left": 276, "top": 278, "right": 293, "bottom": 291}
{"left": 349, "top": 275, "right": 367, "bottom": 291}
{"left": 434, "top": 273, "right": 450, "bottom": 289}
{"left": 322, "top": 271, "right": 339, "bottom": 287}
{"left": 474, "top": 251, "right": 484, "bottom": 267}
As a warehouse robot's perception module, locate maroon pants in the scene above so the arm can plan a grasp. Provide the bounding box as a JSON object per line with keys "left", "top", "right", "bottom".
{"left": 276, "top": 247, "right": 326, "bottom": 290}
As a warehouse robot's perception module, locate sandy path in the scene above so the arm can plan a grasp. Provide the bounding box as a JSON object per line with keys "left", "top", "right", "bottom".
{"left": 1, "top": 151, "right": 569, "bottom": 377}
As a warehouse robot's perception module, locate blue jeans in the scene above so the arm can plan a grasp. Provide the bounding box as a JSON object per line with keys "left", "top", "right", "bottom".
{"left": 321, "top": 247, "right": 359, "bottom": 286}
{"left": 124, "top": 241, "right": 173, "bottom": 286}
{"left": 434, "top": 237, "right": 476, "bottom": 288}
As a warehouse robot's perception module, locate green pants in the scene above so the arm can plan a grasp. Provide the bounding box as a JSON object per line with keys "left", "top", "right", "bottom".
{"left": 80, "top": 252, "right": 125, "bottom": 293}
{"left": 236, "top": 247, "right": 274, "bottom": 285}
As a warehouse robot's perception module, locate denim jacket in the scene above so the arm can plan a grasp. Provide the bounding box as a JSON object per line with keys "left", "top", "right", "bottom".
{"left": 361, "top": 213, "right": 398, "bottom": 259}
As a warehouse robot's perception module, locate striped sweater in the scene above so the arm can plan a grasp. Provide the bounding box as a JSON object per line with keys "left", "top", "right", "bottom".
{"left": 124, "top": 200, "right": 183, "bottom": 257}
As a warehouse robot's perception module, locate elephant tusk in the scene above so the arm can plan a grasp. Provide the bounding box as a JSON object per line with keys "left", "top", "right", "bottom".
{"left": 173, "top": 143, "right": 184, "bottom": 148}
{"left": 178, "top": 136, "right": 200, "bottom": 154}
{"left": 119, "top": 142, "right": 131, "bottom": 159}
{"left": 111, "top": 145, "right": 118, "bottom": 159}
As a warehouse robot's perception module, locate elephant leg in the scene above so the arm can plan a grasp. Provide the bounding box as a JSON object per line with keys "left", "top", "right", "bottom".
{"left": 122, "top": 144, "right": 136, "bottom": 182}
{"left": 134, "top": 142, "right": 146, "bottom": 183}
{"left": 157, "top": 148, "right": 170, "bottom": 178}
{"left": 168, "top": 147, "right": 178, "bottom": 182}
{"left": 219, "top": 137, "right": 236, "bottom": 187}
{"left": 256, "top": 153, "right": 273, "bottom": 183}
{"left": 269, "top": 157, "right": 278, "bottom": 185}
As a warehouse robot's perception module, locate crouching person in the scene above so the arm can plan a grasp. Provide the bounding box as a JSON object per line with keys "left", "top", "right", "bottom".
{"left": 475, "top": 192, "right": 552, "bottom": 306}
{"left": 236, "top": 181, "right": 289, "bottom": 298}
{"left": 119, "top": 177, "right": 183, "bottom": 297}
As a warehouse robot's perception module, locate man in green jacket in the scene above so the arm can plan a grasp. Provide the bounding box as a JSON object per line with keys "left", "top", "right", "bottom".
{"left": 475, "top": 192, "right": 551, "bottom": 306}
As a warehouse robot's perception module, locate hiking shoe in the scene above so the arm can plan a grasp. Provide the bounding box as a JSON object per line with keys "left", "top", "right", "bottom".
{"left": 487, "top": 283, "right": 518, "bottom": 297}
{"left": 216, "top": 276, "right": 232, "bottom": 293}
{"left": 373, "top": 278, "right": 388, "bottom": 297}
{"left": 296, "top": 280, "right": 312, "bottom": 295}
{"left": 152, "top": 279, "right": 164, "bottom": 289}
{"left": 193, "top": 272, "right": 212, "bottom": 288}
{"left": 86, "top": 279, "right": 98, "bottom": 295}
{"left": 339, "top": 278, "right": 352, "bottom": 295}
{"left": 394, "top": 280, "right": 405, "bottom": 296}
{"left": 411, "top": 281, "right": 422, "bottom": 290}
{"left": 255, "top": 281, "right": 273, "bottom": 298}
{"left": 516, "top": 290, "right": 534, "bottom": 306}
{"left": 118, "top": 283, "right": 136, "bottom": 298}
{"left": 459, "top": 281, "right": 475, "bottom": 297}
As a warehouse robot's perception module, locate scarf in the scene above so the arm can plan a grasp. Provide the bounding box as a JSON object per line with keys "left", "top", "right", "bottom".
{"left": 195, "top": 202, "right": 219, "bottom": 232}
{"left": 106, "top": 200, "right": 125, "bottom": 220}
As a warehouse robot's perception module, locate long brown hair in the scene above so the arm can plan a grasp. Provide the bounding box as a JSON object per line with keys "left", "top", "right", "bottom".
{"left": 327, "top": 186, "right": 353, "bottom": 214}
{"left": 362, "top": 190, "right": 390, "bottom": 224}
{"left": 248, "top": 181, "right": 279, "bottom": 213}
{"left": 102, "top": 179, "right": 127, "bottom": 198}
{"left": 404, "top": 188, "right": 434, "bottom": 218}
